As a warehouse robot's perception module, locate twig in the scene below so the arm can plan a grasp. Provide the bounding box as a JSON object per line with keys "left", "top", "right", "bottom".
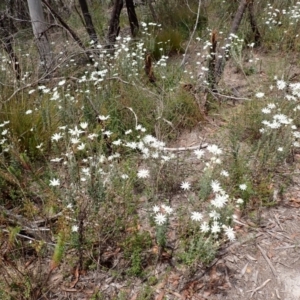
{"left": 126, "top": 107, "right": 138, "bottom": 128}
{"left": 273, "top": 213, "right": 284, "bottom": 231}
{"left": 247, "top": 279, "right": 271, "bottom": 298}
{"left": 212, "top": 92, "right": 251, "bottom": 101}
{"left": 1, "top": 229, "right": 56, "bottom": 246}
{"left": 274, "top": 245, "right": 296, "bottom": 250}
{"left": 257, "top": 244, "right": 277, "bottom": 276}
{"left": 162, "top": 144, "right": 208, "bottom": 152}
{"left": 180, "top": 0, "right": 202, "bottom": 68}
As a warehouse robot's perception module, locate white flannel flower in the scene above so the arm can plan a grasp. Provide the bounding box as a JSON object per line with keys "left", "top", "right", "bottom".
{"left": 1, "top": 129, "right": 8, "bottom": 136}
{"left": 220, "top": 170, "right": 229, "bottom": 177}
{"left": 153, "top": 205, "right": 160, "bottom": 213}
{"left": 207, "top": 144, "right": 222, "bottom": 155}
{"left": 112, "top": 139, "right": 122, "bottom": 146}
{"left": 77, "top": 143, "right": 86, "bottom": 150}
{"left": 277, "top": 79, "right": 286, "bottom": 90}
{"left": 239, "top": 184, "right": 247, "bottom": 191}
{"left": 49, "top": 178, "right": 60, "bottom": 187}
{"left": 80, "top": 122, "right": 88, "bottom": 129}
{"left": 51, "top": 133, "right": 63, "bottom": 142}
{"left": 103, "top": 130, "right": 112, "bottom": 137}
{"left": 161, "top": 204, "right": 173, "bottom": 215}
{"left": 211, "top": 180, "right": 222, "bottom": 193}
{"left": 223, "top": 225, "right": 235, "bottom": 241}
{"left": 262, "top": 108, "right": 271, "bottom": 114}
{"left": 191, "top": 211, "right": 203, "bottom": 221}
{"left": 137, "top": 169, "right": 150, "bottom": 178}
{"left": 88, "top": 133, "right": 98, "bottom": 140}
{"left": 236, "top": 198, "right": 244, "bottom": 204}
{"left": 50, "top": 157, "right": 63, "bottom": 162}
{"left": 154, "top": 213, "right": 167, "bottom": 225}
{"left": 69, "top": 126, "right": 84, "bottom": 136}
{"left": 180, "top": 181, "right": 191, "bottom": 191}
{"left": 255, "top": 92, "right": 265, "bottom": 98}
{"left": 72, "top": 225, "right": 78, "bottom": 232}
{"left": 211, "top": 221, "right": 221, "bottom": 234}
{"left": 98, "top": 115, "right": 110, "bottom": 121}
{"left": 194, "top": 149, "right": 205, "bottom": 159}
{"left": 200, "top": 221, "right": 210, "bottom": 233}
{"left": 209, "top": 210, "right": 220, "bottom": 220}
{"left": 58, "top": 79, "right": 66, "bottom": 86}
{"left": 71, "top": 137, "right": 80, "bottom": 144}
{"left": 267, "top": 103, "right": 276, "bottom": 109}
{"left": 211, "top": 193, "right": 228, "bottom": 208}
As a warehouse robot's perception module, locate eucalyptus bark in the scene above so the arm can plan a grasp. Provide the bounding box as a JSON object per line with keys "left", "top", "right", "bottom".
{"left": 78, "top": 0, "right": 98, "bottom": 45}
{"left": 27, "top": 0, "right": 53, "bottom": 74}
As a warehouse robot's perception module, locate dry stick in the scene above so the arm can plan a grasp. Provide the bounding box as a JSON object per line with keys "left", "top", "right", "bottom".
{"left": 213, "top": 92, "right": 251, "bottom": 101}
{"left": 180, "top": 0, "right": 202, "bottom": 68}
{"left": 273, "top": 213, "right": 284, "bottom": 231}
{"left": 257, "top": 244, "right": 277, "bottom": 276}
{"left": 162, "top": 144, "right": 208, "bottom": 152}
{"left": 42, "top": 0, "right": 95, "bottom": 65}
{"left": 248, "top": 279, "right": 271, "bottom": 298}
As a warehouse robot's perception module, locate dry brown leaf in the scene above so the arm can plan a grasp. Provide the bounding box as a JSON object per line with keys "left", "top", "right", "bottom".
{"left": 155, "top": 290, "right": 165, "bottom": 300}
{"left": 289, "top": 198, "right": 300, "bottom": 207}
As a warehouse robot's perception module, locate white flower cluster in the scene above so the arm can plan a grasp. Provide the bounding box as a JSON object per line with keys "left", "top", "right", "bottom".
{"left": 152, "top": 204, "right": 173, "bottom": 225}
{"left": 0, "top": 121, "right": 10, "bottom": 152}
{"left": 260, "top": 79, "right": 300, "bottom": 148}
{"left": 189, "top": 178, "right": 241, "bottom": 242}
{"left": 263, "top": 2, "right": 300, "bottom": 28}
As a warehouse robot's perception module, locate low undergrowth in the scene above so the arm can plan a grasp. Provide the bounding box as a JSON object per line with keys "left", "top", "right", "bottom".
{"left": 1, "top": 0, "right": 300, "bottom": 298}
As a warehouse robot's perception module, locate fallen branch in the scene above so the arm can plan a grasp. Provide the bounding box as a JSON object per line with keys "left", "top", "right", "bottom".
{"left": 162, "top": 144, "right": 208, "bottom": 152}
{"left": 1, "top": 205, "right": 62, "bottom": 240}
{"left": 247, "top": 278, "right": 271, "bottom": 298}
{"left": 257, "top": 244, "right": 277, "bottom": 276}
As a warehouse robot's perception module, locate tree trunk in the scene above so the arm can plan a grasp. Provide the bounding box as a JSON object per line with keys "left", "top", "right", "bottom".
{"left": 27, "top": 0, "right": 53, "bottom": 74}
{"left": 248, "top": 0, "right": 261, "bottom": 46}
{"left": 0, "top": 10, "right": 21, "bottom": 80}
{"left": 78, "top": 0, "right": 98, "bottom": 45}
{"left": 214, "top": 0, "right": 248, "bottom": 87}
{"left": 125, "top": 0, "right": 139, "bottom": 37}
{"left": 106, "top": 0, "right": 123, "bottom": 49}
